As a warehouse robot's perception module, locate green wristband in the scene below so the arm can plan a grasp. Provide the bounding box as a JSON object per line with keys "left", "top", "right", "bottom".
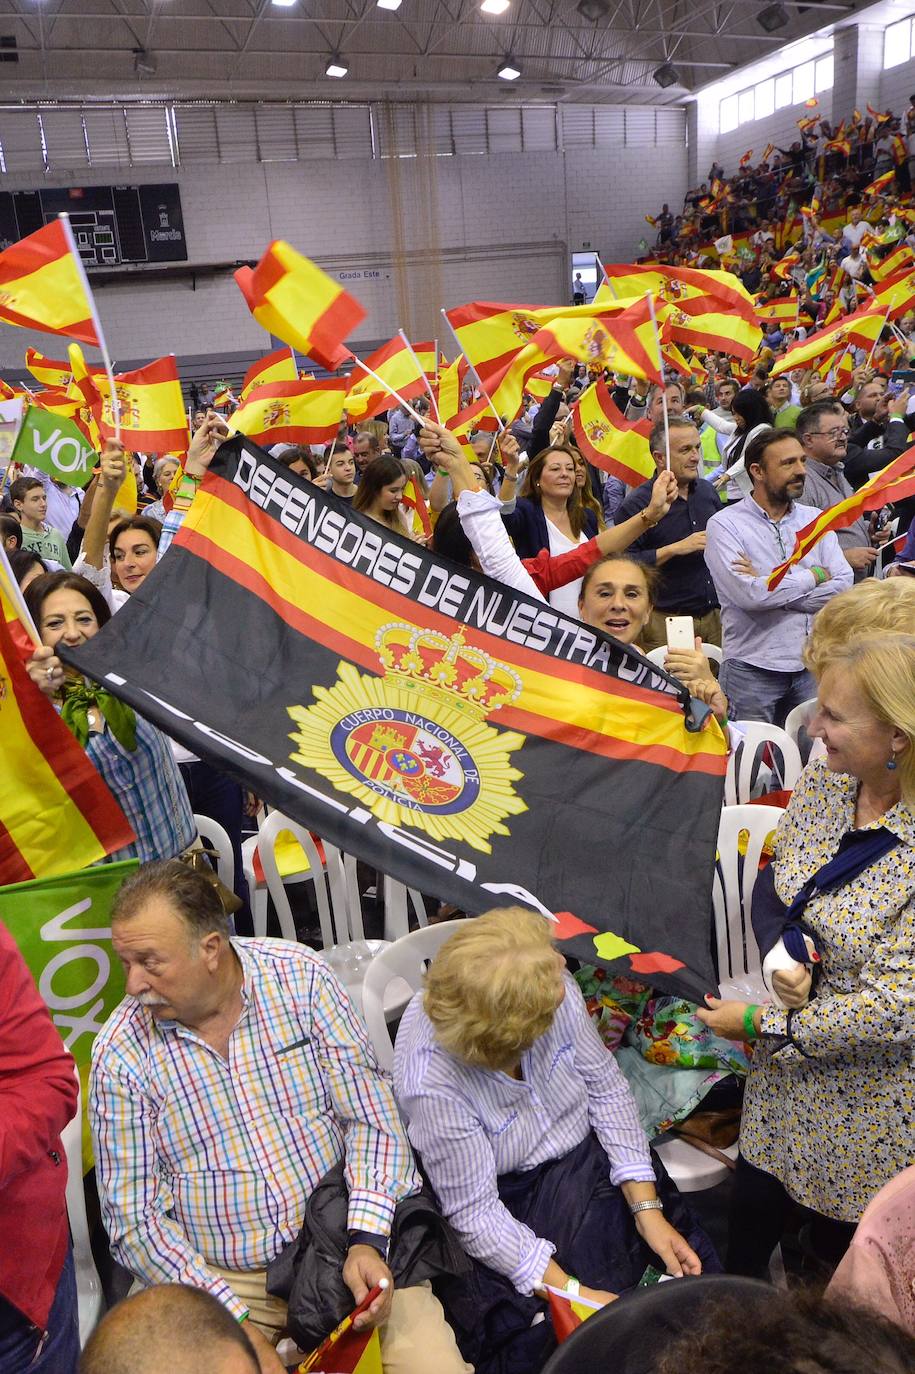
{"left": 437, "top": 467, "right": 449, "bottom": 477}
{"left": 811, "top": 564, "right": 826, "bottom": 585}
{"left": 238, "top": 1311, "right": 250, "bottom": 1325}
{"left": 743, "top": 1003, "right": 760, "bottom": 1040}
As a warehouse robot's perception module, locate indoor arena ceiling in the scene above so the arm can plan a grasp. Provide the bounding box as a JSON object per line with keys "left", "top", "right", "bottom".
{"left": 0, "top": 0, "right": 874, "bottom": 105}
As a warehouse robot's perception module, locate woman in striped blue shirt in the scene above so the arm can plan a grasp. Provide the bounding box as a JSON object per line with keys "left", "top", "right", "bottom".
{"left": 394, "top": 908, "right": 717, "bottom": 1373}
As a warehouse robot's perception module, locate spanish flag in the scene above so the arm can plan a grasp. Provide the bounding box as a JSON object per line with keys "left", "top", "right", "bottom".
{"left": 240, "top": 347, "right": 299, "bottom": 401}
{"left": 0, "top": 604, "right": 134, "bottom": 885}
{"left": 298, "top": 1296, "right": 382, "bottom": 1373}
{"left": 230, "top": 378, "right": 347, "bottom": 445}
{"left": 345, "top": 336, "right": 427, "bottom": 419}
{"left": 435, "top": 355, "right": 468, "bottom": 427}
{"left": 656, "top": 295, "right": 761, "bottom": 363}
{"left": 769, "top": 302, "right": 887, "bottom": 376}
{"left": 410, "top": 340, "right": 440, "bottom": 378}
{"left": 768, "top": 446, "right": 915, "bottom": 588}
{"left": 97, "top": 355, "right": 191, "bottom": 453}
{"left": 867, "top": 103, "right": 893, "bottom": 126}
{"left": 572, "top": 379, "right": 654, "bottom": 486}
{"left": 67, "top": 343, "right": 104, "bottom": 449}
{"left": 0, "top": 219, "right": 100, "bottom": 347}
{"left": 864, "top": 169, "right": 896, "bottom": 199}
{"left": 235, "top": 241, "right": 365, "bottom": 371}
{"left": 546, "top": 1286, "right": 604, "bottom": 1343}
{"left": 869, "top": 266, "right": 915, "bottom": 320}
{"left": 64, "top": 434, "right": 729, "bottom": 1001}
{"left": 599, "top": 260, "right": 757, "bottom": 319}
{"left": 871, "top": 244, "right": 915, "bottom": 283}
{"left": 756, "top": 295, "right": 801, "bottom": 324}
{"left": 532, "top": 298, "right": 664, "bottom": 384}
{"left": 772, "top": 251, "right": 801, "bottom": 282}
{"left": 26, "top": 347, "right": 77, "bottom": 389}
{"left": 444, "top": 297, "right": 652, "bottom": 394}
{"left": 401, "top": 475, "right": 432, "bottom": 540}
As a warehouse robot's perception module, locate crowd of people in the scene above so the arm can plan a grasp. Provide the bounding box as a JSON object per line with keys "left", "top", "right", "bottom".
{"left": 2, "top": 101, "right": 915, "bottom": 1374}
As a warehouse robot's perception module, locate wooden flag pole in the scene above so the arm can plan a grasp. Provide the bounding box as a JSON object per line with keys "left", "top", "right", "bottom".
{"left": 58, "top": 214, "right": 120, "bottom": 442}
{"left": 866, "top": 304, "right": 893, "bottom": 368}
{"left": 398, "top": 329, "right": 441, "bottom": 422}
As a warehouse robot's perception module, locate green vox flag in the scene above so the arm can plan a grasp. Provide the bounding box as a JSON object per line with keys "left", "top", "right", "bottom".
{"left": 0, "top": 859, "right": 138, "bottom": 1166}
{"left": 10, "top": 405, "right": 98, "bottom": 487}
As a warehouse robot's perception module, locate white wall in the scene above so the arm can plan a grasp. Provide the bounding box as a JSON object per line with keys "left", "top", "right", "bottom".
{"left": 0, "top": 102, "right": 688, "bottom": 376}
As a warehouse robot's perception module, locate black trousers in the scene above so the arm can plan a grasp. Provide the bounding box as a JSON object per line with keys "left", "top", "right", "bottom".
{"left": 727, "top": 1152, "right": 856, "bottom": 1277}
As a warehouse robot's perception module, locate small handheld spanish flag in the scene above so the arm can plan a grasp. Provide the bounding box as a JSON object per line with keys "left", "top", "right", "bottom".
{"left": 0, "top": 219, "right": 100, "bottom": 347}
{"left": 298, "top": 1284, "right": 384, "bottom": 1373}
{"left": 236, "top": 240, "right": 365, "bottom": 371}
{"left": 545, "top": 1285, "right": 605, "bottom": 1343}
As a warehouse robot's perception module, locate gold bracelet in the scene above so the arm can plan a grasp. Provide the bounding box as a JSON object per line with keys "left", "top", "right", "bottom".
{"left": 639, "top": 508, "right": 658, "bottom": 527}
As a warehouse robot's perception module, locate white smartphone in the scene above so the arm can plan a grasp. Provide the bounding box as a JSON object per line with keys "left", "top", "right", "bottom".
{"left": 665, "top": 615, "right": 695, "bottom": 652}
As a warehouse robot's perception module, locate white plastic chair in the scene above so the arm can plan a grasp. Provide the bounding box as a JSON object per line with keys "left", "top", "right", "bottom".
{"left": 361, "top": 920, "right": 471, "bottom": 1071}
{"left": 656, "top": 804, "right": 786, "bottom": 1193}
{"left": 61, "top": 1073, "right": 104, "bottom": 1345}
{"left": 724, "top": 721, "right": 802, "bottom": 805}
{"left": 646, "top": 641, "right": 723, "bottom": 669}
{"left": 255, "top": 810, "right": 393, "bottom": 1002}
{"left": 783, "top": 698, "right": 826, "bottom": 765}
{"left": 192, "top": 814, "right": 235, "bottom": 892}
{"left": 713, "top": 802, "right": 786, "bottom": 1002}
{"left": 242, "top": 812, "right": 325, "bottom": 938}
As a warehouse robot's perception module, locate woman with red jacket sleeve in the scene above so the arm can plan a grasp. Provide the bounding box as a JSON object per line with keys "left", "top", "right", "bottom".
{"left": 0, "top": 918, "right": 80, "bottom": 1373}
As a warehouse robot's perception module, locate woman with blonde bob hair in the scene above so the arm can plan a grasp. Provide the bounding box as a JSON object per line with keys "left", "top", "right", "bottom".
{"left": 699, "top": 629, "right": 915, "bottom": 1278}
{"left": 394, "top": 908, "right": 716, "bottom": 1373}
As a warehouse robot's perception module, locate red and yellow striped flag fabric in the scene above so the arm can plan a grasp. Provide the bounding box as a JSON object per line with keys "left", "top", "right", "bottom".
{"left": 756, "top": 296, "right": 801, "bottom": 324}
{"left": 298, "top": 1314, "right": 381, "bottom": 1373}
{"left": 436, "top": 356, "right": 469, "bottom": 427}
{"left": 239, "top": 347, "right": 298, "bottom": 401}
{"left": 863, "top": 169, "right": 895, "bottom": 198}
{"left": 235, "top": 241, "right": 365, "bottom": 370}
{"left": 869, "top": 266, "right": 915, "bottom": 320}
{"left": 572, "top": 378, "right": 655, "bottom": 486}
{"left": 231, "top": 378, "right": 348, "bottom": 445}
{"left": 658, "top": 295, "right": 761, "bottom": 362}
{"left": 97, "top": 356, "right": 191, "bottom": 453}
{"left": 345, "top": 336, "right": 427, "bottom": 419}
{"left": 67, "top": 343, "right": 104, "bottom": 449}
{"left": 444, "top": 297, "right": 648, "bottom": 393}
{"left": 410, "top": 340, "right": 439, "bottom": 377}
{"left": 26, "top": 347, "right": 80, "bottom": 389}
{"left": 598, "top": 260, "right": 757, "bottom": 318}
{"left": 533, "top": 298, "right": 664, "bottom": 384}
{"left": 870, "top": 244, "right": 915, "bottom": 283}
{"left": 772, "top": 252, "right": 800, "bottom": 282}
{"left": 769, "top": 303, "right": 887, "bottom": 376}
{"left": 0, "top": 219, "right": 100, "bottom": 347}
{"left": 0, "top": 608, "right": 134, "bottom": 885}
{"left": 401, "top": 475, "right": 432, "bottom": 540}
{"left": 546, "top": 1287, "right": 604, "bottom": 1343}
{"left": 768, "top": 445, "right": 915, "bottom": 588}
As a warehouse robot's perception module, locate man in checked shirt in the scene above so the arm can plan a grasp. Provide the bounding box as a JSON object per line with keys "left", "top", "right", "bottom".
{"left": 89, "top": 861, "right": 471, "bottom": 1374}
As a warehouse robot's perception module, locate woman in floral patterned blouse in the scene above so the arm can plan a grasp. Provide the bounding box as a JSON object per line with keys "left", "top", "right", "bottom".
{"left": 698, "top": 631, "right": 915, "bottom": 1275}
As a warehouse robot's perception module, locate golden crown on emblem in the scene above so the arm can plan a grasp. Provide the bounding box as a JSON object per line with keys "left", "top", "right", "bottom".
{"left": 374, "top": 621, "right": 522, "bottom": 716}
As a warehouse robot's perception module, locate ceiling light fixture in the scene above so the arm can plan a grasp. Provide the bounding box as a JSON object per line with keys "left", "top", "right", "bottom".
{"left": 652, "top": 62, "right": 680, "bottom": 87}
{"left": 480, "top": 0, "right": 511, "bottom": 14}
{"left": 576, "top": 0, "right": 610, "bottom": 21}
{"left": 325, "top": 55, "right": 349, "bottom": 77}
{"left": 757, "top": 2, "right": 789, "bottom": 30}
{"left": 133, "top": 48, "right": 157, "bottom": 76}
{"left": 498, "top": 59, "right": 521, "bottom": 79}
{"left": 376, "top": 0, "right": 403, "bottom": 8}
{"left": 271, "top": 0, "right": 298, "bottom": 8}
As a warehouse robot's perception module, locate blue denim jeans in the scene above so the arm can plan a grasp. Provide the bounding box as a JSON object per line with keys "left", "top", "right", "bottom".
{"left": 719, "top": 658, "right": 816, "bottom": 728}
{"left": 0, "top": 1246, "right": 79, "bottom": 1374}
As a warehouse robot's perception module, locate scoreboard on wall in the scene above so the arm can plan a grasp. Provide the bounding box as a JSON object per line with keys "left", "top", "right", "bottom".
{"left": 0, "top": 183, "right": 187, "bottom": 267}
